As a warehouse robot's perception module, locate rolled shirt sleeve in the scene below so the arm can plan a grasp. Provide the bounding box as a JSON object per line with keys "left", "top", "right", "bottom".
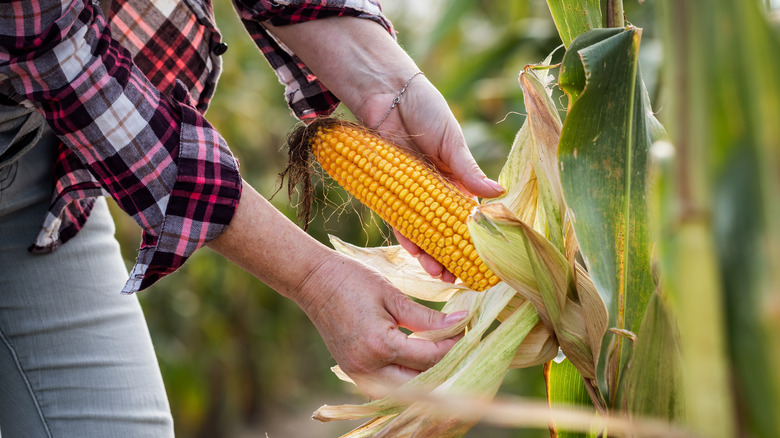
{"left": 232, "top": 0, "right": 394, "bottom": 121}
{"left": 0, "top": 0, "right": 241, "bottom": 293}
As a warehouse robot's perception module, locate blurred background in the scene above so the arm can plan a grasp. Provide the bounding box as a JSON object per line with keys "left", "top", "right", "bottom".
{"left": 109, "top": 1, "right": 658, "bottom": 436}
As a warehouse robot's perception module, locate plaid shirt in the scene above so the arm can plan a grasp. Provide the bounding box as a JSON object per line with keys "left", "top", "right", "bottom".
{"left": 0, "top": 0, "right": 392, "bottom": 293}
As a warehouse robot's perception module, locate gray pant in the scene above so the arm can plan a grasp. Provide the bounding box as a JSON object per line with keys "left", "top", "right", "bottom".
{"left": 0, "top": 129, "right": 174, "bottom": 436}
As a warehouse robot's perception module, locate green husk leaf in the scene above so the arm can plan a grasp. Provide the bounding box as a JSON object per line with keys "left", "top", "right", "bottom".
{"left": 371, "top": 300, "right": 540, "bottom": 438}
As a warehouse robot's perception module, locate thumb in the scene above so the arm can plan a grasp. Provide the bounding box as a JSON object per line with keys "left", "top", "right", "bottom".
{"left": 402, "top": 81, "right": 504, "bottom": 199}
{"left": 441, "top": 122, "right": 505, "bottom": 199}
{"left": 387, "top": 294, "right": 468, "bottom": 332}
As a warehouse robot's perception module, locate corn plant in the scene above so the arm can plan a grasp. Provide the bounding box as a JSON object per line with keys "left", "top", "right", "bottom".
{"left": 295, "top": 0, "right": 780, "bottom": 436}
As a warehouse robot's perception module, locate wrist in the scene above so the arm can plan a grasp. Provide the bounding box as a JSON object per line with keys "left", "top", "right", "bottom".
{"left": 292, "top": 251, "right": 356, "bottom": 323}
{"left": 263, "top": 17, "right": 420, "bottom": 115}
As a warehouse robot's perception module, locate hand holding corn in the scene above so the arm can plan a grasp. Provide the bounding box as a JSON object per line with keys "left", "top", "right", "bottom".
{"left": 266, "top": 17, "right": 504, "bottom": 281}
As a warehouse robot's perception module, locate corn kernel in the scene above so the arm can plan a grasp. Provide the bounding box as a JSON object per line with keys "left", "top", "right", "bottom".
{"left": 310, "top": 122, "right": 496, "bottom": 290}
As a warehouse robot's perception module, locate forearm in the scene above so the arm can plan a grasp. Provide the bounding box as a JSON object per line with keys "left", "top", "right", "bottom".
{"left": 264, "top": 17, "right": 419, "bottom": 119}
{"left": 207, "top": 180, "right": 332, "bottom": 305}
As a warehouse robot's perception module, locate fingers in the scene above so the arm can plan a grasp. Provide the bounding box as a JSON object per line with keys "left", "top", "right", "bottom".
{"left": 393, "top": 229, "right": 443, "bottom": 278}
{"left": 397, "top": 80, "right": 504, "bottom": 199}
{"left": 388, "top": 331, "right": 460, "bottom": 371}
{"left": 393, "top": 229, "right": 457, "bottom": 283}
{"left": 393, "top": 228, "right": 422, "bottom": 257}
{"left": 350, "top": 314, "right": 465, "bottom": 397}
{"left": 387, "top": 293, "right": 467, "bottom": 333}
{"left": 351, "top": 364, "right": 421, "bottom": 399}
{"left": 434, "top": 119, "right": 505, "bottom": 199}
{"left": 327, "top": 277, "right": 467, "bottom": 398}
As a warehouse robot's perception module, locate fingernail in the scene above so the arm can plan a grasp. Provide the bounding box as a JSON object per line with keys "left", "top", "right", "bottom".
{"left": 443, "top": 310, "right": 469, "bottom": 324}
{"left": 482, "top": 177, "right": 505, "bottom": 194}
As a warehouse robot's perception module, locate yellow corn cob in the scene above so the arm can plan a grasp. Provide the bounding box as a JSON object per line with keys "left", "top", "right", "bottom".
{"left": 310, "top": 121, "right": 499, "bottom": 291}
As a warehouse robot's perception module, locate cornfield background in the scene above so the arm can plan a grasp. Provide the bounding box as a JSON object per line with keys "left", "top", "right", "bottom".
{"left": 105, "top": 0, "right": 756, "bottom": 437}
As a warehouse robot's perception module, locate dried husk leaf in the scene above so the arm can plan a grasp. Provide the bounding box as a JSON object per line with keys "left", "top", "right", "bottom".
{"left": 519, "top": 68, "right": 566, "bottom": 252}
{"left": 469, "top": 203, "right": 607, "bottom": 379}
{"left": 329, "top": 235, "right": 469, "bottom": 301}
{"left": 510, "top": 320, "right": 559, "bottom": 368}
{"left": 331, "top": 365, "right": 354, "bottom": 385}
{"left": 564, "top": 214, "right": 580, "bottom": 269}
{"left": 369, "top": 300, "right": 541, "bottom": 438}
{"left": 341, "top": 415, "right": 397, "bottom": 438}
{"left": 486, "top": 122, "right": 538, "bottom": 224}
{"left": 576, "top": 263, "right": 608, "bottom": 368}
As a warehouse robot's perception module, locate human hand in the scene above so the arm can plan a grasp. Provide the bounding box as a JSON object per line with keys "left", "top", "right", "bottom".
{"left": 209, "top": 183, "right": 466, "bottom": 398}
{"left": 296, "top": 252, "right": 467, "bottom": 398}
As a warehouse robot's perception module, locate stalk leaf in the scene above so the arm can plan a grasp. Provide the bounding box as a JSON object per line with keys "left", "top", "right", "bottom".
{"left": 616, "top": 291, "right": 682, "bottom": 421}
{"left": 546, "top": 359, "right": 596, "bottom": 438}
{"left": 545, "top": 0, "right": 602, "bottom": 47}
{"left": 557, "top": 27, "right": 657, "bottom": 403}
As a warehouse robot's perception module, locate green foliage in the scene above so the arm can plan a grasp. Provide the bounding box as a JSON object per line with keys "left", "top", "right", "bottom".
{"left": 656, "top": 0, "right": 780, "bottom": 436}
{"left": 545, "top": 0, "right": 602, "bottom": 47}
{"left": 558, "top": 27, "right": 659, "bottom": 405}
{"left": 545, "top": 359, "right": 593, "bottom": 438}
{"left": 616, "top": 291, "right": 682, "bottom": 421}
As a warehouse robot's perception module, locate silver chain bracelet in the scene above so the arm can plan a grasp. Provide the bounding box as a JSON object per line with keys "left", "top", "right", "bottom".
{"left": 373, "top": 71, "right": 425, "bottom": 130}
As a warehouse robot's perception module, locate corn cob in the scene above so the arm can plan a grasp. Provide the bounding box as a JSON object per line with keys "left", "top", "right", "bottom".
{"left": 308, "top": 120, "right": 499, "bottom": 291}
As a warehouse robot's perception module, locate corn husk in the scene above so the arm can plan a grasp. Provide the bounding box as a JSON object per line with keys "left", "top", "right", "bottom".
{"left": 329, "top": 235, "right": 470, "bottom": 302}
{"left": 519, "top": 68, "right": 566, "bottom": 252}
{"left": 487, "top": 122, "right": 538, "bottom": 225}
{"left": 469, "top": 202, "right": 607, "bottom": 379}
{"left": 509, "top": 319, "right": 559, "bottom": 368}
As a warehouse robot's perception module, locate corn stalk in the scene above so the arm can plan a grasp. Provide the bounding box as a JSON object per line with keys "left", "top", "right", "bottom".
{"left": 656, "top": 0, "right": 780, "bottom": 436}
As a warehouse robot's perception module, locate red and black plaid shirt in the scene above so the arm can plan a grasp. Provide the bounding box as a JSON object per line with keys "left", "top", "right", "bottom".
{"left": 0, "top": 0, "right": 392, "bottom": 293}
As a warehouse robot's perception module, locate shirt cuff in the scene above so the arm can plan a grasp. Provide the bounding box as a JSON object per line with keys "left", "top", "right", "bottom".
{"left": 123, "top": 82, "right": 242, "bottom": 293}
{"left": 233, "top": 0, "right": 394, "bottom": 121}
